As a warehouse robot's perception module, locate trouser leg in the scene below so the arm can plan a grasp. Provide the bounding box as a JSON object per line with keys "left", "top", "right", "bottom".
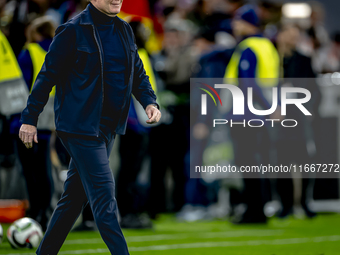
{"left": 36, "top": 159, "right": 88, "bottom": 255}
{"left": 57, "top": 134, "right": 129, "bottom": 255}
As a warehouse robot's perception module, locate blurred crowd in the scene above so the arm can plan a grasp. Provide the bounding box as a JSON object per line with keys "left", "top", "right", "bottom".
{"left": 1, "top": 0, "right": 340, "bottom": 230}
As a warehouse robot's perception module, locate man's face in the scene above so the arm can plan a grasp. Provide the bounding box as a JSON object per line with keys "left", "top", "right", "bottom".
{"left": 232, "top": 19, "right": 257, "bottom": 38}
{"left": 276, "top": 26, "right": 300, "bottom": 54}
{"left": 232, "top": 19, "right": 248, "bottom": 37}
{"left": 92, "top": 0, "right": 123, "bottom": 17}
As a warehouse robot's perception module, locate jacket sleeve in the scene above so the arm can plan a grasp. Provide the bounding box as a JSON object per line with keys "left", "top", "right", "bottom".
{"left": 131, "top": 44, "right": 159, "bottom": 110}
{"left": 20, "top": 23, "right": 76, "bottom": 126}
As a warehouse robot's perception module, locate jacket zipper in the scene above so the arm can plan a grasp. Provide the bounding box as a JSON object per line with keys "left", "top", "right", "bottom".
{"left": 92, "top": 25, "right": 104, "bottom": 137}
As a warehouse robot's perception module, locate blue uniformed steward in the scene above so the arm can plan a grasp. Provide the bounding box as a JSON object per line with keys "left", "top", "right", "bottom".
{"left": 224, "top": 4, "right": 280, "bottom": 224}
{"left": 18, "top": 1, "right": 161, "bottom": 254}
{"left": 224, "top": 4, "right": 279, "bottom": 121}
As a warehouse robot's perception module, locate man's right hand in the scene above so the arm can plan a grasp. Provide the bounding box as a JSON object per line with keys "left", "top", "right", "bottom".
{"left": 19, "top": 124, "right": 38, "bottom": 149}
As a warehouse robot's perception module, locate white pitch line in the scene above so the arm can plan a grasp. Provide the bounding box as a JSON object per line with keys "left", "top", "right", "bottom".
{"left": 1, "top": 235, "right": 340, "bottom": 255}
{"left": 128, "top": 235, "right": 340, "bottom": 252}
{"left": 64, "top": 229, "right": 283, "bottom": 244}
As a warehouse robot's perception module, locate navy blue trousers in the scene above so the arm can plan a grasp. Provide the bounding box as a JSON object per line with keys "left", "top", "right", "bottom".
{"left": 36, "top": 131, "right": 129, "bottom": 255}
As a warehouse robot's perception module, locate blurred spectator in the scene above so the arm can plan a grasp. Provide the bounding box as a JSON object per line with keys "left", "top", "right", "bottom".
{"left": 218, "top": 0, "right": 245, "bottom": 35}
{"left": 224, "top": 4, "right": 280, "bottom": 224}
{"left": 13, "top": 16, "right": 55, "bottom": 230}
{"left": 0, "top": 24, "right": 25, "bottom": 168}
{"left": 295, "top": 2, "right": 330, "bottom": 72}
{"left": 313, "top": 32, "right": 340, "bottom": 74}
{"left": 193, "top": 29, "right": 217, "bottom": 56}
{"left": 116, "top": 19, "right": 157, "bottom": 229}
{"left": 2, "top": 0, "right": 84, "bottom": 56}
{"left": 158, "top": 18, "right": 197, "bottom": 91}
{"left": 308, "top": 1, "right": 329, "bottom": 51}
{"left": 4, "top": 0, "right": 51, "bottom": 56}
{"left": 147, "top": 18, "right": 195, "bottom": 218}
{"left": 195, "top": 32, "right": 234, "bottom": 78}
{"left": 276, "top": 24, "right": 320, "bottom": 218}
{"left": 187, "top": 0, "right": 243, "bottom": 34}
{"left": 258, "top": 0, "right": 282, "bottom": 41}
{"left": 180, "top": 27, "right": 235, "bottom": 220}
{"left": 64, "top": 0, "right": 88, "bottom": 22}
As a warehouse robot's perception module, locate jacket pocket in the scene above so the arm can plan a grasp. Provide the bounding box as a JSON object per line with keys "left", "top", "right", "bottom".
{"left": 75, "top": 46, "right": 98, "bottom": 74}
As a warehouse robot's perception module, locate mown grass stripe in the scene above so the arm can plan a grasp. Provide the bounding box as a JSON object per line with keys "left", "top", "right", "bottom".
{"left": 1, "top": 235, "right": 340, "bottom": 255}
{"left": 63, "top": 229, "right": 284, "bottom": 244}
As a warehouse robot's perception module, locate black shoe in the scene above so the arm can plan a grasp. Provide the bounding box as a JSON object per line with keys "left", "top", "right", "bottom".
{"left": 72, "top": 221, "right": 97, "bottom": 232}
{"left": 231, "top": 213, "right": 267, "bottom": 224}
{"left": 278, "top": 207, "right": 293, "bottom": 219}
{"left": 120, "top": 214, "right": 153, "bottom": 229}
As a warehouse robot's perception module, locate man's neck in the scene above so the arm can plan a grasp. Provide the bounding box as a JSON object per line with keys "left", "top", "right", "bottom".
{"left": 90, "top": 2, "right": 117, "bottom": 18}
{"left": 89, "top": 2, "right": 116, "bottom": 25}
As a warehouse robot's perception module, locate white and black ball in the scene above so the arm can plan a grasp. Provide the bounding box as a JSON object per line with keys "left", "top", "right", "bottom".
{"left": 7, "top": 218, "right": 43, "bottom": 249}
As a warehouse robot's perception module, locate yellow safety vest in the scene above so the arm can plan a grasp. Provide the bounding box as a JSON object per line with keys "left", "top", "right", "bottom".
{"left": 138, "top": 47, "right": 157, "bottom": 93}
{"left": 224, "top": 37, "right": 279, "bottom": 87}
{"left": 26, "top": 43, "right": 55, "bottom": 96}
{"left": 0, "top": 31, "right": 22, "bottom": 82}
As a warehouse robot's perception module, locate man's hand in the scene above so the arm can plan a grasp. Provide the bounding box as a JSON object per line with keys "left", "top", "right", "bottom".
{"left": 19, "top": 124, "right": 38, "bottom": 149}
{"left": 145, "top": 104, "right": 161, "bottom": 124}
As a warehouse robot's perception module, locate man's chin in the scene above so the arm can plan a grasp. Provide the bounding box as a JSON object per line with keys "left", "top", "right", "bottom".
{"left": 111, "top": 10, "right": 120, "bottom": 15}
{"left": 110, "top": 7, "right": 121, "bottom": 13}
{"left": 107, "top": 10, "right": 120, "bottom": 17}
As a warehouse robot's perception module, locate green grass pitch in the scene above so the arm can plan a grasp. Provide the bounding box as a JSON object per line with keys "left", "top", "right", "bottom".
{"left": 0, "top": 214, "right": 339, "bottom": 255}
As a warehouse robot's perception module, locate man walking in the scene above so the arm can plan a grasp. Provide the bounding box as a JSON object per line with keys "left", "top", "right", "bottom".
{"left": 19, "top": 0, "right": 161, "bottom": 254}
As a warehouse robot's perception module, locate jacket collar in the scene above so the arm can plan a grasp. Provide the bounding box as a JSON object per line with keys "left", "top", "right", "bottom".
{"left": 80, "top": 4, "right": 95, "bottom": 25}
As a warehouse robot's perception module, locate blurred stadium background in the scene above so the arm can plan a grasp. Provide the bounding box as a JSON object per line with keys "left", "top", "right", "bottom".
{"left": 1, "top": 0, "right": 340, "bottom": 254}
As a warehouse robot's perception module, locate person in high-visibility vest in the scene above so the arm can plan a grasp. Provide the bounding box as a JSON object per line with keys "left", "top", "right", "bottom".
{"left": 0, "top": 29, "right": 25, "bottom": 167}
{"left": 13, "top": 16, "right": 56, "bottom": 231}
{"left": 224, "top": 5, "right": 280, "bottom": 224}
{"left": 0, "top": 31, "right": 23, "bottom": 83}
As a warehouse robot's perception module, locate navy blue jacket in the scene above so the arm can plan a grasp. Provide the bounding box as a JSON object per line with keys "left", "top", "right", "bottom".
{"left": 20, "top": 4, "right": 158, "bottom": 136}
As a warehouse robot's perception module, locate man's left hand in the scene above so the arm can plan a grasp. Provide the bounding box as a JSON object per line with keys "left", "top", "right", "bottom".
{"left": 145, "top": 104, "right": 161, "bottom": 124}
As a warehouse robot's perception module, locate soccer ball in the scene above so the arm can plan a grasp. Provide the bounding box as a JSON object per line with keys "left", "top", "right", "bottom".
{"left": 0, "top": 223, "right": 3, "bottom": 244}
{"left": 7, "top": 218, "right": 43, "bottom": 249}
